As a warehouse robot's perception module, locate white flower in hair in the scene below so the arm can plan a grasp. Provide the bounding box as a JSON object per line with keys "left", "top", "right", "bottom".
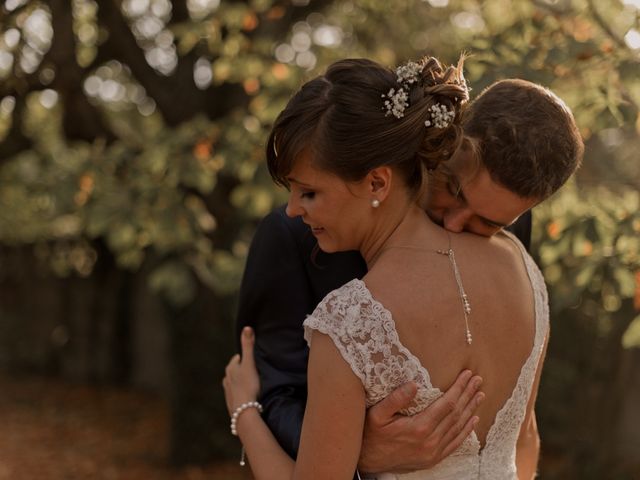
{"left": 395, "top": 60, "right": 424, "bottom": 85}
{"left": 425, "top": 103, "right": 455, "bottom": 129}
{"left": 382, "top": 87, "right": 409, "bottom": 118}
{"left": 381, "top": 59, "right": 426, "bottom": 118}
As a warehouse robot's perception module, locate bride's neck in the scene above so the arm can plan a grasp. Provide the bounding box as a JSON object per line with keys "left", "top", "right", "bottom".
{"left": 361, "top": 203, "right": 437, "bottom": 269}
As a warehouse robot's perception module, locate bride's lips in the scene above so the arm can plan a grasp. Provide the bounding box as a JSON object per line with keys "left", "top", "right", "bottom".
{"left": 309, "top": 226, "right": 325, "bottom": 235}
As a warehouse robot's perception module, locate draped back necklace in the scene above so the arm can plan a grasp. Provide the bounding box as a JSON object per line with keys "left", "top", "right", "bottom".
{"left": 370, "top": 232, "right": 473, "bottom": 345}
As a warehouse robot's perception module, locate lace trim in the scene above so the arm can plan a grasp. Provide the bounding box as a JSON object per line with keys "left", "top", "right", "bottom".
{"left": 303, "top": 232, "right": 549, "bottom": 475}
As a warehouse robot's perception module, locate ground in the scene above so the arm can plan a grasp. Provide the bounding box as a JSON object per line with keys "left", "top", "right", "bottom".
{"left": 0, "top": 374, "right": 250, "bottom": 480}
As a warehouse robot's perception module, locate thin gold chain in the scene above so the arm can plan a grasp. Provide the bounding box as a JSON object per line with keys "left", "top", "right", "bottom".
{"left": 372, "top": 233, "right": 473, "bottom": 345}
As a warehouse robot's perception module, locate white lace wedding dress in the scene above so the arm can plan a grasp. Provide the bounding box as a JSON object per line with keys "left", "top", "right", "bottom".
{"left": 303, "top": 236, "right": 548, "bottom": 480}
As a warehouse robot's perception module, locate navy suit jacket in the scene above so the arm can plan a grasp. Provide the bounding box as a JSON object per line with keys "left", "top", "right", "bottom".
{"left": 235, "top": 205, "right": 532, "bottom": 459}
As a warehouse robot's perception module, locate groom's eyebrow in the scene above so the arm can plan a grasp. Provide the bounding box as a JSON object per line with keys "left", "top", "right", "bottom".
{"left": 455, "top": 181, "right": 511, "bottom": 229}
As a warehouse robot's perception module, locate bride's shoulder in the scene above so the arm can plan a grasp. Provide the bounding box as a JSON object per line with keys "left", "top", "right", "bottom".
{"left": 481, "top": 229, "right": 528, "bottom": 259}
{"left": 313, "top": 278, "right": 374, "bottom": 314}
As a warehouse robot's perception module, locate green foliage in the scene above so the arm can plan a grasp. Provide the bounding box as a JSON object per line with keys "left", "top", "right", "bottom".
{"left": 0, "top": 104, "right": 271, "bottom": 301}
{"left": 3, "top": 0, "right": 639, "bottom": 308}
{"left": 534, "top": 184, "right": 640, "bottom": 343}
{"left": 2, "top": 0, "right": 640, "bottom": 473}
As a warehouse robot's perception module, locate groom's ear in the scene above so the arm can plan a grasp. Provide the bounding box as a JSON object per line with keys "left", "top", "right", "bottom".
{"left": 367, "top": 166, "right": 393, "bottom": 201}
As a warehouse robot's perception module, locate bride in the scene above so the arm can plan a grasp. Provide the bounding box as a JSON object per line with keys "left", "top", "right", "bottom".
{"left": 224, "top": 55, "right": 552, "bottom": 479}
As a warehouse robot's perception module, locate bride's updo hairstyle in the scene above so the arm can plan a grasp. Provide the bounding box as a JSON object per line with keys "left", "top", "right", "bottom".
{"left": 266, "top": 56, "right": 469, "bottom": 194}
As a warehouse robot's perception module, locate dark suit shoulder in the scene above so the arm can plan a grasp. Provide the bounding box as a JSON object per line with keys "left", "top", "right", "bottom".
{"left": 251, "top": 205, "right": 316, "bottom": 258}
{"left": 506, "top": 210, "right": 532, "bottom": 252}
{"left": 255, "top": 205, "right": 367, "bottom": 304}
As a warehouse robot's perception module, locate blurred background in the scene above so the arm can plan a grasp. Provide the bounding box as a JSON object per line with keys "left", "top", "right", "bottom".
{"left": 0, "top": 0, "right": 639, "bottom": 478}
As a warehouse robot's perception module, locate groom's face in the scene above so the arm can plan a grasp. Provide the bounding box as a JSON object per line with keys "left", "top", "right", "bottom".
{"left": 424, "top": 150, "right": 538, "bottom": 237}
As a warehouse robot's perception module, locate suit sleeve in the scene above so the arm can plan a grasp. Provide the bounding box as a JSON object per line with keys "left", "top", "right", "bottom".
{"left": 235, "top": 210, "right": 313, "bottom": 459}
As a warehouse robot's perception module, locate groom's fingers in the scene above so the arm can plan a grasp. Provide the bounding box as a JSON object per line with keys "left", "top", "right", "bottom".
{"left": 427, "top": 372, "right": 482, "bottom": 440}
{"left": 441, "top": 414, "right": 480, "bottom": 459}
{"left": 367, "top": 382, "right": 418, "bottom": 426}
{"left": 439, "top": 390, "right": 484, "bottom": 450}
{"left": 240, "top": 326, "right": 255, "bottom": 366}
{"left": 419, "top": 370, "right": 478, "bottom": 428}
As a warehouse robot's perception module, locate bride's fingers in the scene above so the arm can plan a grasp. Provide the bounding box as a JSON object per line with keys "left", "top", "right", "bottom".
{"left": 226, "top": 354, "right": 240, "bottom": 368}
{"left": 225, "top": 354, "right": 240, "bottom": 376}
{"left": 240, "top": 327, "right": 256, "bottom": 367}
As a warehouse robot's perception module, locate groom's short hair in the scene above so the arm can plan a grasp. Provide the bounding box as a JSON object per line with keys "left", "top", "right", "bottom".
{"left": 463, "top": 79, "right": 584, "bottom": 200}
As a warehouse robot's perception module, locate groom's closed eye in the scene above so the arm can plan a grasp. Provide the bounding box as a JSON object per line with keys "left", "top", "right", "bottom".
{"left": 446, "top": 175, "right": 466, "bottom": 203}
{"left": 445, "top": 174, "right": 510, "bottom": 231}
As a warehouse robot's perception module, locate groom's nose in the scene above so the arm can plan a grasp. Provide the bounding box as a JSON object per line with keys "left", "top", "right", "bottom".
{"left": 442, "top": 207, "right": 473, "bottom": 233}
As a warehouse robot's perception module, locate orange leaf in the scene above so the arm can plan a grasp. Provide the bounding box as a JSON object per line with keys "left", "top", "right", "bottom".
{"left": 242, "top": 12, "right": 258, "bottom": 31}
{"left": 266, "top": 6, "right": 285, "bottom": 20}
{"left": 271, "top": 63, "right": 289, "bottom": 80}
{"left": 243, "top": 78, "right": 260, "bottom": 95}
{"left": 193, "top": 140, "right": 212, "bottom": 161}
{"left": 547, "top": 221, "right": 560, "bottom": 239}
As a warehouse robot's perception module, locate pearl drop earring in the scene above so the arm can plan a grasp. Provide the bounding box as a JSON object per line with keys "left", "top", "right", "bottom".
{"left": 371, "top": 199, "right": 381, "bottom": 208}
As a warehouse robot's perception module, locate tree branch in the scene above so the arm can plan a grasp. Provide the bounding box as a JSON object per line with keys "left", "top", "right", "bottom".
{"left": 585, "top": 0, "right": 627, "bottom": 50}
{"left": 49, "top": 0, "right": 116, "bottom": 142}
{"left": 96, "top": 0, "right": 209, "bottom": 125}
{"left": 0, "top": 97, "right": 32, "bottom": 161}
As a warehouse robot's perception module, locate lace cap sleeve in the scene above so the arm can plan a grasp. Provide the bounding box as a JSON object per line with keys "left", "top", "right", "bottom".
{"left": 303, "top": 279, "right": 384, "bottom": 386}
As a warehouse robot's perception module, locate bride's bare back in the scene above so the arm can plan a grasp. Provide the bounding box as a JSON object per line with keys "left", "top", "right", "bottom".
{"left": 364, "top": 219, "right": 536, "bottom": 447}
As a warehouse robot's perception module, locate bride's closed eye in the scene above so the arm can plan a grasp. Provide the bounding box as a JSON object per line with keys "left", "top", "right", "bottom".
{"left": 301, "top": 191, "right": 316, "bottom": 199}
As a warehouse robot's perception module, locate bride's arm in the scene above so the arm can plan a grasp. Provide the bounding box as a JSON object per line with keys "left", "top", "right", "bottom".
{"left": 224, "top": 328, "right": 295, "bottom": 480}
{"left": 294, "top": 331, "right": 367, "bottom": 479}
{"left": 224, "top": 327, "right": 366, "bottom": 480}
{"left": 516, "top": 334, "right": 549, "bottom": 480}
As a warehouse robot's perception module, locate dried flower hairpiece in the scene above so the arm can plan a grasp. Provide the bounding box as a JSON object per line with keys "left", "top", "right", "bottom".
{"left": 381, "top": 58, "right": 456, "bottom": 129}
{"left": 381, "top": 88, "right": 409, "bottom": 119}
{"left": 382, "top": 60, "right": 425, "bottom": 119}
{"left": 425, "top": 103, "right": 455, "bottom": 129}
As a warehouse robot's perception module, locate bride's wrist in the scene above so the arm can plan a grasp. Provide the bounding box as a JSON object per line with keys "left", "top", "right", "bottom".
{"left": 230, "top": 400, "right": 263, "bottom": 436}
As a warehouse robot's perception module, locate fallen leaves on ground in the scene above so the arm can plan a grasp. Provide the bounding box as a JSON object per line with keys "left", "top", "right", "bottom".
{"left": 0, "top": 374, "right": 250, "bottom": 480}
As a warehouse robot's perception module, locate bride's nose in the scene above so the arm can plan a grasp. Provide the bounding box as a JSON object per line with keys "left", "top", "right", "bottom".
{"left": 286, "top": 194, "right": 304, "bottom": 218}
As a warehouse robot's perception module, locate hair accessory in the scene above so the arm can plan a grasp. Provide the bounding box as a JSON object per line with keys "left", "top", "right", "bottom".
{"left": 382, "top": 59, "right": 425, "bottom": 119}
{"left": 382, "top": 88, "right": 409, "bottom": 118}
{"left": 424, "top": 103, "right": 456, "bottom": 129}
{"left": 371, "top": 199, "right": 381, "bottom": 208}
{"left": 395, "top": 60, "right": 424, "bottom": 85}
{"left": 382, "top": 59, "right": 456, "bottom": 130}
{"left": 230, "top": 401, "right": 263, "bottom": 436}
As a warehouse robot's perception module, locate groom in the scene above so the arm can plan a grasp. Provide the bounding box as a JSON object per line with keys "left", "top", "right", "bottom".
{"left": 235, "top": 78, "right": 583, "bottom": 475}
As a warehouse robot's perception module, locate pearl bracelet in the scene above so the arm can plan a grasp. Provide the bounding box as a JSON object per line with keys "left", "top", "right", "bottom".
{"left": 230, "top": 401, "right": 263, "bottom": 436}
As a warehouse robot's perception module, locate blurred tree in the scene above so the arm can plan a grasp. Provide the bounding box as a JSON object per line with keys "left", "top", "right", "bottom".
{"left": 0, "top": 0, "right": 639, "bottom": 474}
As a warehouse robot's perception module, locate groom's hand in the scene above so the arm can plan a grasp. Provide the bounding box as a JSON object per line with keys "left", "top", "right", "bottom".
{"left": 358, "top": 370, "right": 484, "bottom": 474}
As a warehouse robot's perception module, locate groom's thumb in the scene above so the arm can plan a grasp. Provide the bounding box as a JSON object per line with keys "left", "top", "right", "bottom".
{"left": 369, "top": 382, "right": 417, "bottom": 425}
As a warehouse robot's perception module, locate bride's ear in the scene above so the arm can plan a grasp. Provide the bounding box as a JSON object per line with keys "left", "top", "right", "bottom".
{"left": 367, "top": 167, "right": 393, "bottom": 202}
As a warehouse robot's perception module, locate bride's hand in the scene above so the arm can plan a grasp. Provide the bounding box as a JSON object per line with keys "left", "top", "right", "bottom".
{"left": 223, "top": 326, "right": 261, "bottom": 415}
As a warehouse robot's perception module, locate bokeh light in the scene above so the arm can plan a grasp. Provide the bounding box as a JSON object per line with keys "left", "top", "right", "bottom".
{"left": 624, "top": 28, "right": 640, "bottom": 49}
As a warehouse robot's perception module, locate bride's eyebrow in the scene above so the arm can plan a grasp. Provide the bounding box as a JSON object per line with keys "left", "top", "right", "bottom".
{"left": 286, "top": 177, "right": 314, "bottom": 188}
